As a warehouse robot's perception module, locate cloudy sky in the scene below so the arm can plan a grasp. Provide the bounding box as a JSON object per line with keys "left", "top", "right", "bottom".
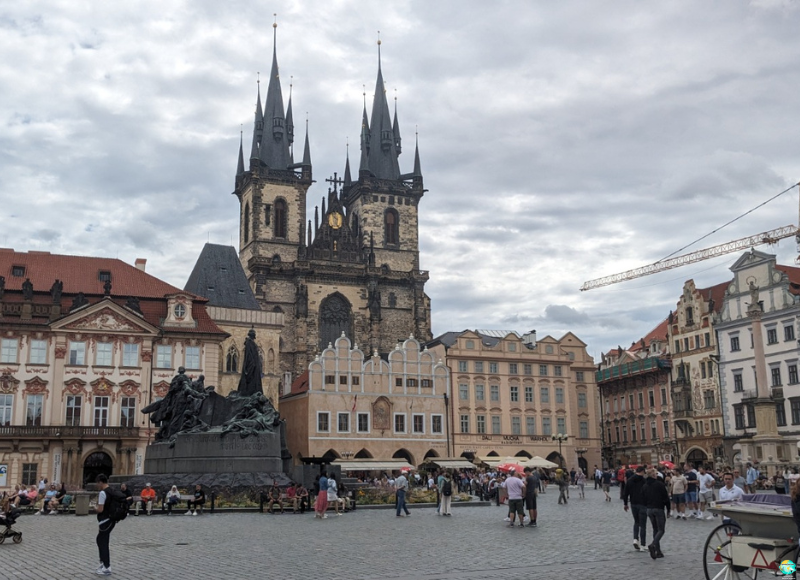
{"left": 3, "top": 1, "right": 800, "bottom": 359}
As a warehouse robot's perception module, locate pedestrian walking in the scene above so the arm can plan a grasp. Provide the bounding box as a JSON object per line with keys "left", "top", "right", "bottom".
{"left": 643, "top": 468, "right": 670, "bottom": 559}
{"left": 501, "top": 469, "right": 526, "bottom": 527}
{"left": 594, "top": 465, "right": 602, "bottom": 490}
{"left": 314, "top": 470, "right": 329, "bottom": 519}
{"left": 601, "top": 467, "right": 612, "bottom": 501}
{"left": 557, "top": 470, "right": 569, "bottom": 505}
{"left": 622, "top": 465, "right": 648, "bottom": 552}
{"left": 94, "top": 474, "right": 115, "bottom": 576}
{"left": 438, "top": 472, "right": 453, "bottom": 516}
{"left": 576, "top": 468, "right": 586, "bottom": 499}
{"left": 745, "top": 463, "right": 758, "bottom": 494}
{"left": 523, "top": 467, "right": 538, "bottom": 527}
{"left": 395, "top": 470, "right": 411, "bottom": 517}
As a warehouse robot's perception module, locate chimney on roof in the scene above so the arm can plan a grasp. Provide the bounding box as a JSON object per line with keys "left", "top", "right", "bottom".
{"left": 135, "top": 258, "right": 147, "bottom": 272}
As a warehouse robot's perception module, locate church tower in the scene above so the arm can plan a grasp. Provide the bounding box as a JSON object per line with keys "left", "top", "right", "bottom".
{"left": 235, "top": 32, "right": 430, "bottom": 378}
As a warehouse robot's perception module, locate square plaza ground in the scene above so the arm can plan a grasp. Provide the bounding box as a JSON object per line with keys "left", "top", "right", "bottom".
{"left": 2, "top": 487, "right": 728, "bottom": 579}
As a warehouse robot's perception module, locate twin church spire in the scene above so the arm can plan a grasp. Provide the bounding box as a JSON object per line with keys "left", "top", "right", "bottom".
{"left": 237, "top": 29, "right": 421, "bottom": 187}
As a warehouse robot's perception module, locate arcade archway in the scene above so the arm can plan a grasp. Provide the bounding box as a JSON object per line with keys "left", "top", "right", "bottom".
{"left": 83, "top": 451, "right": 113, "bottom": 487}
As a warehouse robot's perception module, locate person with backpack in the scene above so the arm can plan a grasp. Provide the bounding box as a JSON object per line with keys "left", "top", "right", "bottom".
{"left": 94, "top": 473, "right": 127, "bottom": 576}
{"left": 439, "top": 471, "right": 454, "bottom": 516}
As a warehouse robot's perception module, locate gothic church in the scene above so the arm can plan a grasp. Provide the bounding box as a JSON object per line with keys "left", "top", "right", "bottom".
{"left": 233, "top": 28, "right": 432, "bottom": 377}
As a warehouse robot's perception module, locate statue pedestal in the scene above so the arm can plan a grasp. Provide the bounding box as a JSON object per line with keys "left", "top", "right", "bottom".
{"left": 144, "top": 431, "right": 285, "bottom": 474}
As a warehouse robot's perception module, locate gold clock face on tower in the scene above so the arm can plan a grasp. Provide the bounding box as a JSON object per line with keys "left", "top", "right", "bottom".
{"left": 328, "top": 212, "right": 343, "bottom": 229}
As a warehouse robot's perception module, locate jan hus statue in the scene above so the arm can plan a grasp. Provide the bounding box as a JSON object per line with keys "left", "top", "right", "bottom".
{"left": 237, "top": 328, "right": 262, "bottom": 397}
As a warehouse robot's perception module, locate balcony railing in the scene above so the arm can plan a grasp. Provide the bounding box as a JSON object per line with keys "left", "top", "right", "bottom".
{"left": 596, "top": 357, "right": 671, "bottom": 383}
{"left": 673, "top": 408, "right": 693, "bottom": 419}
{"left": 0, "top": 425, "right": 140, "bottom": 438}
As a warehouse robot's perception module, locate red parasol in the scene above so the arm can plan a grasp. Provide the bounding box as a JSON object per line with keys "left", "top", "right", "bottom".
{"left": 497, "top": 462, "right": 526, "bottom": 474}
{"left": 659, "top": 460, "right": 675, "bottom": 469}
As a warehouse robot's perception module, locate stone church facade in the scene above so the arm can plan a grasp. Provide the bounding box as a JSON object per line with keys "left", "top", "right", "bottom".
{"left": 234, "top": 30, "right": 432, "bottom": 377}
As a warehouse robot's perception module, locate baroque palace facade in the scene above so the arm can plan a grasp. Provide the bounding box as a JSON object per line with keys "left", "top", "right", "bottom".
{"left": 0, "top": 250, "right": 226, "bottom": 488}
{"left": 233, "top": 29, "right": 431, "bottom": 378}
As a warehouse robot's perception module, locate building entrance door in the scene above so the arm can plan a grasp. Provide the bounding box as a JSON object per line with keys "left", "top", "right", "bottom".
{"left": 83, "top": 451, "right": 113, "bottom": 487}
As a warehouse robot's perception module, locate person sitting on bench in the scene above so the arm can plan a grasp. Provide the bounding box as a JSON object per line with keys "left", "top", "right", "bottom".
{"left": 140, "top": 483, "right": 157, "bottom": 515}
{"left": 186, "top": 484, "right": 205, "bottom": 516}
{"left": 294, "top": 483, "right": 309, "bottom": 514}
{"left": 266, "top": 482, "right": 283, "bottom": 514}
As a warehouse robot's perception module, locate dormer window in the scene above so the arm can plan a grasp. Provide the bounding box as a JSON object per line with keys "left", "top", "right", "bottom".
{"left": 98, "top": 271, "right": 111, "bottom": 282}
{"left": 11, "top": 266, "right": 24, "bottom": 277}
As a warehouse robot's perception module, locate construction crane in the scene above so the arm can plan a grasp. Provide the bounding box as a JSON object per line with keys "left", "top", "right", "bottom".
{"left": 580, "top": 183, "right": 800, "bottom": 291}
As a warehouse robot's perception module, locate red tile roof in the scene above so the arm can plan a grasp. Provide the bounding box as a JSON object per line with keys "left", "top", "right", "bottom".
{"left": 0, "top": 249, "right": 193, "bottom": 299}
{"left": 287, "top": 371, "right": 309, "bottom": 395}
{"left": 697, "top": 280, "right": 730, "bottom": 313}
{"left": 775, "top": 264, "right": 800, "bottom": 296}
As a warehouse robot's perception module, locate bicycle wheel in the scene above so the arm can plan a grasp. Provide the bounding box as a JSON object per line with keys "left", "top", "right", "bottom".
{"left": 703, "top": 523, "right": 758, "bottom": 580}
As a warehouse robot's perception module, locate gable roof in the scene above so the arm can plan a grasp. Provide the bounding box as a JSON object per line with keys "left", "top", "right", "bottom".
{"left": 184, "top": 244, "right": 260, "bottom": 310}
{"left": 698, "top": 280, "right": 730, "bottom": 313}
{"left": 0, "top": 249, "right": 188, "bottom": 298}
{"left": 775, "top": 264, "right": 800, "bottom": 296}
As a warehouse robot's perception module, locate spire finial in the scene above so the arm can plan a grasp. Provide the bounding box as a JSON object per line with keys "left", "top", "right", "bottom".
{"left": 257, "top": 71, "right": 260, "bottom": 85}
{"left": 289, "top": 75, "right": 293, "bottom": 97}
{"left": 272, "top": 14, "right": 277, "bottom": 52}
{"left": 377, "top": 31, "right": 382, "bottom": 69}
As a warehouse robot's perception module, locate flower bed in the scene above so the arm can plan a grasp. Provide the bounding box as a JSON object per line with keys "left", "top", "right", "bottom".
{"left": 355, "top": 487, "right": 472, "bottom": 506}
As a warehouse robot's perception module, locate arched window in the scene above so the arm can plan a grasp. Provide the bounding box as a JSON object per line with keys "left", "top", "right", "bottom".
{"left": 274, "top": 199, "right": 287, "bottom": 239}
{"left": 319, "top": 293, "right": 352, "bottom": 352}
{"left": 384, "top": 209, "right": 399, "bottom": 245}
{"left": 243, "top": 203, "right": 250, "bottom": 244}
{"left": 225, "top": 345, "right": 238, "bottom": 373}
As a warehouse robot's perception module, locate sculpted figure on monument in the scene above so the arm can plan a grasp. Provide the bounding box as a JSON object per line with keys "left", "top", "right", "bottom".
{"left": 50, "top": 280, "right": 63, "bottom": 304}
{"left": 142, "top": 367, "right": 208, "bottom": 442}
{"left": 22, "top": 278, "right": 33, "bottom": 301}
{"left": 221, "top": 393, "right": 280, "bottom": 438}
{"left": 237, "top": 328, "right": 263, "bottom": 397}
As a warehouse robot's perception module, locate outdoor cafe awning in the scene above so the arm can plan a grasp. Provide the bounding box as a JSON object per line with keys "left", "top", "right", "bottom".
{"left": 331, "top": 459, "right": 414, "bottom": 472}
{"left": 421, "top": 458, "right": 477, "bottom": 470}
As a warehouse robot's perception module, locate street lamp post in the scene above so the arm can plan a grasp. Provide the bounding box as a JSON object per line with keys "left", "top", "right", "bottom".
{"left": 552, "top": 433, "right": 569, "bottom": 468}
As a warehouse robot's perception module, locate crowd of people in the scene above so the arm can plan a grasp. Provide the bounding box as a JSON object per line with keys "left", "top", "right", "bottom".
{"left": 1, "top": 477, "right": 72, "bottom": 515}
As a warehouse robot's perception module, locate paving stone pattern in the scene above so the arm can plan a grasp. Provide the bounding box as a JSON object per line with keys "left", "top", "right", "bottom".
{"left": 3, "top": 487, "right": 720, "bottom": 579}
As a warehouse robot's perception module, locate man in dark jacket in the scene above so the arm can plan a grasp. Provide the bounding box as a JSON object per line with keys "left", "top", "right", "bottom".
{"left": 642, "top": 468, "right": 671, "bottom": 559}
{"left": 622, "top": 466, "right": 648, "bottom": 551}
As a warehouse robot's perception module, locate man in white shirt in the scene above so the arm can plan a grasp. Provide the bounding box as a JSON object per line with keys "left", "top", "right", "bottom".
{"left": 717, "top": 472, "right": 744, "bottom": 527}
{"left": 698, "top": 466, "right": 717, "bottom": 520}
{"left": 501, "top": 470, "right": 526, "bottom": 528}
{"left": 394, "top": 471, "right": 411, "bottom": 517}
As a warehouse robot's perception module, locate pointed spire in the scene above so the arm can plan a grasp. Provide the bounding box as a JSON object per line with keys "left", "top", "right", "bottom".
{"left": 344, "top": 141, "right": 352, "bottom": 186}
{"left": 314, "top": 205, "right": 319, "bottom": 233}
{"left": 302, "top": 117, "right": 311, "bottom": 166}
{"left": 368, "top": 37, "right": 401, "bottom": 180}
{"left": 413, "top": 130, "right": 421, "bottom": 177}
{"left": 321, "top": 196, "right": 326, "bottom": 220}
{"left": 307, "top": 219, "right": 313, "bottom": 246}
{"left": 236, "top": 130, "right": 245, "bottom": 176}
{"left": 286, "top": 78, "right": 294, "bottom": 146}
{"left": 250, "top": 77, "right": 263, "bottom": 161}
{"left": 259, "top": 17, "right": 291, "bottom": 170}
{"left": 393, "top": 89, "right": 401, "bottom": 155}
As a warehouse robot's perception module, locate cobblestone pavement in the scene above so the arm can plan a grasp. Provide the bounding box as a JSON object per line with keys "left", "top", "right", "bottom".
{"left": 3, "top": 486, "right": 730, "bottom": 580}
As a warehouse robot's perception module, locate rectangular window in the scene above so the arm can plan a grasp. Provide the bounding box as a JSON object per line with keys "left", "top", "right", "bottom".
{"left": 96, "top": 342, "right": 113, "bottom": 366}
{"left": 579, "top": 421, "right": 589, "bottom": 438}
{"left": 622, "top": 426, "right": 628, "bottom": 444}
{"left": 0, "top": 339, "right": 17, "bottom": 364}
{"left": 556, "top": 417, "right": 566, "bottom": 434}
{"left": 734, "top": 404, "right": 745, "bottom": 429}
{"left": 648, "top": 390, "right": 655, "bottom": 408}
{"left": 660, "top": 388, "right": 667, "bottom": 405}
{"left": 705, "top": 332, "right": 711, "bottom": 347}
{"left": 155, "top": 345, "right": 172, "bottom": 369}
{"left": 491, "top": 415, "right": 501, "bottom": 434}
{"left": 631, "top": 423, "right": 636, "bottom": 442}
{"left": 93, "top": 396, "right": 109, "bottom": 427}
{"left": 0, "top": 394, "right": 13, "bottom": 426}
{"left": 539, "top": 365, "right": 547, "bottom": 376}
{"left": 555, "top": 387, "right": 564, "bottom": 404}
{"left": 510, "top": 386, "right": 519, "bottom": 403}
{"left": 490, "top": 385, "right": 499, "bottom": 401}
{"left": 120, "top": 397, "right": 136, "bottom": 428}
{"left": 460, "top": 414, "right": 469, "bottom": 433}
{"left": 340, "top": 376, "right": 349, "bottom": 386}
{"left": 185, "top": 346, "right": 200, "bottom": 369}
{"left": 576, "top": 371, "right": 584, "bottom": 382}
{"left": 704, "top": 390, "right": 715, "bottom": 409}
{"left": 628, "top": 394, "right": 634, "bottom": 409}
{"left": 395, "top": 378, "right": 403, "bottom": 387}
{"left": 325, "top": 375, "right": 335, "bottom": 385}
{"left": 614, "top": 425, "right": 620, "bottom": 443}
{"left": 68, "top": 341, "right": 86, "bottom": 365}
{"left": 542, "top": 417, "right": 552, "bottom": 436}
{"left": 651, "top": 421, "right": 657, "bottom": 439}
{"left": 336, "top": 412, "right": 350, "bottom": 433}
{"left": 29, "top": 339, "right": 47, "bottom": 364}
{"left": 122, "top": 343, "right": 139, "bottom": 367}
{"left": 620, "top": 395, "right": 626, "bottom": 411}
{"left": 476, "top": 414, "right": 486, "bottom": 434}
{"left": 21, "top": 463, "right": 37, "bottom": 487}
{"left": 777, "top": 403, "right": 787, "bottom": 427}
{"left": 26, "top": 394, "right": 43, "bottom": 426}
{"left": 474, "top": 361, "right": 484, "bottom": 373}
{"left": 674, "top": 340, "right": 680, "bottom": 353}
{"left": 640, "top": 423, "right": 646, "bottom": 442}
{"left": 317, "top": 412, "right": 329, "bottom": 432}
{"left": 509, "top": 363, "right": 518, "bottom": 375}
{"left": 412, "top": 414, "right": 424, "bottom": 434}
{"left": 459, "top": 384, "right": 468, "bottom": 400}
{"left": 431, "top": 415, "right": 443, "bottom": 434}
{"left": 684, "top": 337, "right": 690, "bottom": 352}
{"left": 524, "top": 386, "right": 533, "bottom": 403}
{"left": 526, "top": 416, "right": 536, "bottom": 435}
{"left": 554, "top": 366, "right": 562, "bottom": 377}
{"left": 686, "top": 307, "right": 694, "bottom": 325}
{"left": 785, "top": 325, "right": 795, "bottom": 342}
{"left": 733, "top": 372, "right": 744, "bottom": 392}
{"left": 701, "top": 363, "right": 707, "bottom": 379}
{"left": 663, "top": 420, "right": 669, "bottom": 438}
{"left": 767, "top": 328, "right": 778, "bottom": 345}
{"left": 524, "top": 364, "right": 532, "bottom": 375}
{"left": 420, "top": 379, "right": 431, "bottom": 388}
{"left": 511, "top": 416, "right": 521, "bottom": 435}
{"left": 394, "top": 414, "right": 406, "bottom": 433}
{"left": 707, "top": 361, "right": 714, "bottom": 378}
{"left": 730, "top": 335, "right": 740, "bottom": 352}
{"left": 64, "top": 394, "right": 82, "bottom": 426}
{"left": 789, "top": 365, "right": 799, "bottom": 385}
{"left": 357, "top": 413, "right": 369, "bottom": 433}
{"left": 489, "top": 362, "right": 498, "bottom": 374}
{"left": 746, "top": 404, "right": 756, "bottom": 428}
{"left": 578, "top": 392, "right": 587, "bottom": 408}
{"left": 614, "top": 398, "right": 618, "bottom": 412}
{"left": 791, "top": 399, "right": 800, "bottom": 425}
{"left": 638, "top": 392, "right": 644, "bottom": 409}
{"left": 771, "top": 366, "right": 782, "bottom": 387}
{"left": 541, "top": 387, "right": 550, "bottom": 404}
{"left": 475, "top": 384, "right": 485, "bottom": 401}
{"left": 458, "top": 361, "right": 467, "bottom": 372}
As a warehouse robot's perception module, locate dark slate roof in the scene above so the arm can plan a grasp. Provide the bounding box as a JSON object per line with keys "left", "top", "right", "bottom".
{"left": 184, "top": 244, "right": 260, "bottom": 310}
